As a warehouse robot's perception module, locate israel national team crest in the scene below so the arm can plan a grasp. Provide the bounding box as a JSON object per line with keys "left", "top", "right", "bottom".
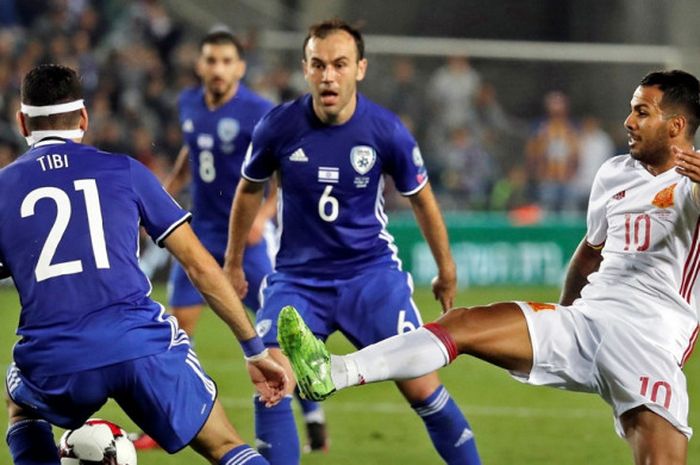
{"left": 350, "top": 145, "right": 376, "bottom": 175}
{"left": 217, "top": 118, "right": 240, "bottom": 143}
{"left": 256, "top": 319, "right": 272, "bottom": 337}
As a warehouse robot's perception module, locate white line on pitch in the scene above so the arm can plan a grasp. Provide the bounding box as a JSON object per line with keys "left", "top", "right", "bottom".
{"left": 218, "top": 396, "right": 605, "bottom": 418}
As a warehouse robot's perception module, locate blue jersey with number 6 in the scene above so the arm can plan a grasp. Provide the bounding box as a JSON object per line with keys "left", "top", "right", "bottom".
{"left": 242, "top": 94, "right": 428, "bottom": 278}
{"left": 0, "top": 139, "right": 191, "bottom": 378}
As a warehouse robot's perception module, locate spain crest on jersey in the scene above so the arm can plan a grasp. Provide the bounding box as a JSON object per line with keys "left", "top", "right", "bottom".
{"left": 350, "top": 145, "right": 376, "bottom": 175}
{"left": 651, "top": 183, "right": 677, "bottom": 209}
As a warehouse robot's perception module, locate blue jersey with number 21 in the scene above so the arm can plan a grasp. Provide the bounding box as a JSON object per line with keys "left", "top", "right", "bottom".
{"left": 242, "top": 94, "right": 428, "bottom": 278}
{"left": 0, "top": 139, "right": 191, "bottom": 378}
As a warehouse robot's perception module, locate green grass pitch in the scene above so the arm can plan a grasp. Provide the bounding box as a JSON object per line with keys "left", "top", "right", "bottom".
{"left": 1, "top": 284, "right": 698, "bottom": 464}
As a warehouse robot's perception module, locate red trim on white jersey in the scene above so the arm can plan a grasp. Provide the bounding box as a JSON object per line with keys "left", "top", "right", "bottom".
{"left": 681, "top": 324, "right": 700, "bottom": 367}
{"left": 680, "top": 216, "right": 700, "bottom": 302}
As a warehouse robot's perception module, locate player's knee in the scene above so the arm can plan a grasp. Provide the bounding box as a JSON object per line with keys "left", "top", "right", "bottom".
{"left": 435, "top": 305, "right": 485, "bottom": 352}
{"left": 396, "top": 373, "right": 442, "bottom": 403}
{"left": 6, "top": 398, "right": 30, "bottom": 424}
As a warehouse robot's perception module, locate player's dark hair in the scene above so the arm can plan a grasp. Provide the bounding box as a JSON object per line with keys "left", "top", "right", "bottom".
{"left": 303, "top": 18, "right": 365, "bottom": 61}
{"left": 21, "top": 64, "right": 83, "bottom": 131}
{"left": 640, "top": 69, "right": 700, "bottom": 137}
{"left": 200, "top": 29, "right": 245, "bottom": 59}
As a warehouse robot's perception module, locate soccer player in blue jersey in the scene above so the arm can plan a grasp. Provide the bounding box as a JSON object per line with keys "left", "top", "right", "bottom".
{"left": 137, "top": 29, "right": 327, "bottom": 453}
{"left": 166, "top": 30, "right": 276, "bottom": 337}
{"left": 224, "top": 19, "right": 481, "bottom": 465}
{"left": 2, "top": 64, "right": 286, "bottom": 465}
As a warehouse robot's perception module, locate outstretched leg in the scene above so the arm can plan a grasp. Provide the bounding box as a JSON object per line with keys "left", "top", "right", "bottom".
{"left": 438, "top": 303, "right": 532, "bottom": 373}
{"left": 279, "top": 303, "right": 533, "bottom": 398}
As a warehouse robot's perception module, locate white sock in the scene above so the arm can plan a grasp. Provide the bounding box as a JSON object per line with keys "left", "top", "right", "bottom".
{"left": 330, "top": 327, "right": 452, "bottom": 390}
{"left": 303, "top": 408, "right": 326, "bottom": 424}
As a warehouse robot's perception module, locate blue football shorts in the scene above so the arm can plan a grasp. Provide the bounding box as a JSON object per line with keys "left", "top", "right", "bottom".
{"left": 256, "top": 267, "right": 424, "bottom": 348}
{"left": 6, "top": 343, "right": 217, "bottom": 453}
{"left": 168, "top": 235, "right": 272, "bottom": 311}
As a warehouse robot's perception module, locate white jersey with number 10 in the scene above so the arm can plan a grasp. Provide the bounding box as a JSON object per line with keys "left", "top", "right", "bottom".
{"left": 583, "top": 154, "right": 700, "bottom": 364}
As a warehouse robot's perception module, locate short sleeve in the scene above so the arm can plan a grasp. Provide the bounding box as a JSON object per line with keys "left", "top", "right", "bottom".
{"left": 129, "top": 158, "right": 191, "bottom": 246}
{"left": 241, "top": 115, "right": 279, "bottom": 182}
{"left": 586, "top": 171, "right": 608, "bottom": 247}
{"left": 384, "top": 122, "right": 428, "bottom": 195}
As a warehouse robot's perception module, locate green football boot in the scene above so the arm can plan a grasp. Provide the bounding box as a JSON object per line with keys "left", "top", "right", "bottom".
{"left": 277, "top": 305, "right": 336, "bottom": 401}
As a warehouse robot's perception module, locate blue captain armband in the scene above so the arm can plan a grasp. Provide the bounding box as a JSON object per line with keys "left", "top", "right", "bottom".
{"left": 241, "top": 336, "right": 268, "bottom": 362}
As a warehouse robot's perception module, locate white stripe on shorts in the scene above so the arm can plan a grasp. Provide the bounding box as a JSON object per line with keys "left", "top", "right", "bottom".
{"left": 185, "top": 351, "right": 216, "bottom": 400}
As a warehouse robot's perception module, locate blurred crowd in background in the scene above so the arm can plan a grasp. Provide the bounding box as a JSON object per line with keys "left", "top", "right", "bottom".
{"left": 0, "top": 0, "right": 621, "bottom": 214}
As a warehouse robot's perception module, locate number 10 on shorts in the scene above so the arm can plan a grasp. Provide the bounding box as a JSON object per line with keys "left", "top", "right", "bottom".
{"left": 639, "top": 376, "right": 671, "bottom": 409}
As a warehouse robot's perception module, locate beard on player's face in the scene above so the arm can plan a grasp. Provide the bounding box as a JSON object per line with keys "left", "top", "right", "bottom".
{"left": 630, "top": 129, "right": 670, "bottom": 166}
{"left": 205, "top": 75, "right": 234, "bottom": 99}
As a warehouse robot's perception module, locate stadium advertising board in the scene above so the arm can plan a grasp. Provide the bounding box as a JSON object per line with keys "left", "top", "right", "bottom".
{"left": 389, "top": 213, "right": 586, "bottom": 288}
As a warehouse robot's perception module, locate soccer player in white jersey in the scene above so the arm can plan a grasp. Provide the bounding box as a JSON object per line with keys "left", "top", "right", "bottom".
{"left": 2, "top": 64, "right": 286, "bottom": 465}
{"left": 225, "top": 18, "right": 480, "bottom": 465}
{"left": 279, "top": 69, "right": 700, "bottom": 465}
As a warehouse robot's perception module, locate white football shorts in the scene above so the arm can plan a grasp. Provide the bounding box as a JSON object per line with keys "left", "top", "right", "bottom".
{"left": 512, "top": 299, "right": 692, "bottom": 439}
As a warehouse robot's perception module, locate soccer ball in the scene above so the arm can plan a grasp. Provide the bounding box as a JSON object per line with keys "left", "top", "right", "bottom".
{"left": 59, "top": 419, "right": 137, "bottom": 465}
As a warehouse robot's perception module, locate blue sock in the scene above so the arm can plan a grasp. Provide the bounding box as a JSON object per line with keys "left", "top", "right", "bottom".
{"left": 412, "top": 386, "right": 481, "bottom": 465}
{"left": 254, "top": 395, "right": 299, "bottom": 465}
{"left": 219, "top": 444, "right": 270, "bottom": 465}
{"left": 6, "top": 419, "right": 60, "bottom": 465}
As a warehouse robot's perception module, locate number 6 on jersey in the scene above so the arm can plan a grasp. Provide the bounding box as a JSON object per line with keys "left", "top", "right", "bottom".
{"left": 318, "top": 185, "right": 339, "bottom": 222}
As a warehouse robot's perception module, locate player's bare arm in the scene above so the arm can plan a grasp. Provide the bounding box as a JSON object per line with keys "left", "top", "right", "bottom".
{"left": 224, "top": 177, "right": 266, "bottom": 297}
{"left": 163, "top": 145, "right": 191, "bottom": 197}
{"left": 247, "top": 177, "right": 278, "bottom": 245}
{"left": 164, "top": 221, "right": 287, "bottom": 403}
{"left": 559, "top": 237, "right": 603, "bottom": 305}
{"left": 408, "top": 182, "right": 457, "bottom": 311}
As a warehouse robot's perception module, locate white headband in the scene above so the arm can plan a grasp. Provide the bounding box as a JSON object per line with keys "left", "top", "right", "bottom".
{"left": 20, "top": 99, "right": 85, "bottom": 117}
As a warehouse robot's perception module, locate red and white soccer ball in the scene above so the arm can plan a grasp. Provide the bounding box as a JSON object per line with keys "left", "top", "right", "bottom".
{"left": 59, "top": 419, "right": 137, "bottom": 465}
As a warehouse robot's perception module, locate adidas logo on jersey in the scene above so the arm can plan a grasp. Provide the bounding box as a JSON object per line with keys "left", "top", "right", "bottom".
{"left": 289, "top": 148, "right": 309, "bottom": 162}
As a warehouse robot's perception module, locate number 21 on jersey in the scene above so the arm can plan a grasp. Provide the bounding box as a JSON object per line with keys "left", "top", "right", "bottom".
{"left": 21, "top": 179, "right": 110, "bottom": 282}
